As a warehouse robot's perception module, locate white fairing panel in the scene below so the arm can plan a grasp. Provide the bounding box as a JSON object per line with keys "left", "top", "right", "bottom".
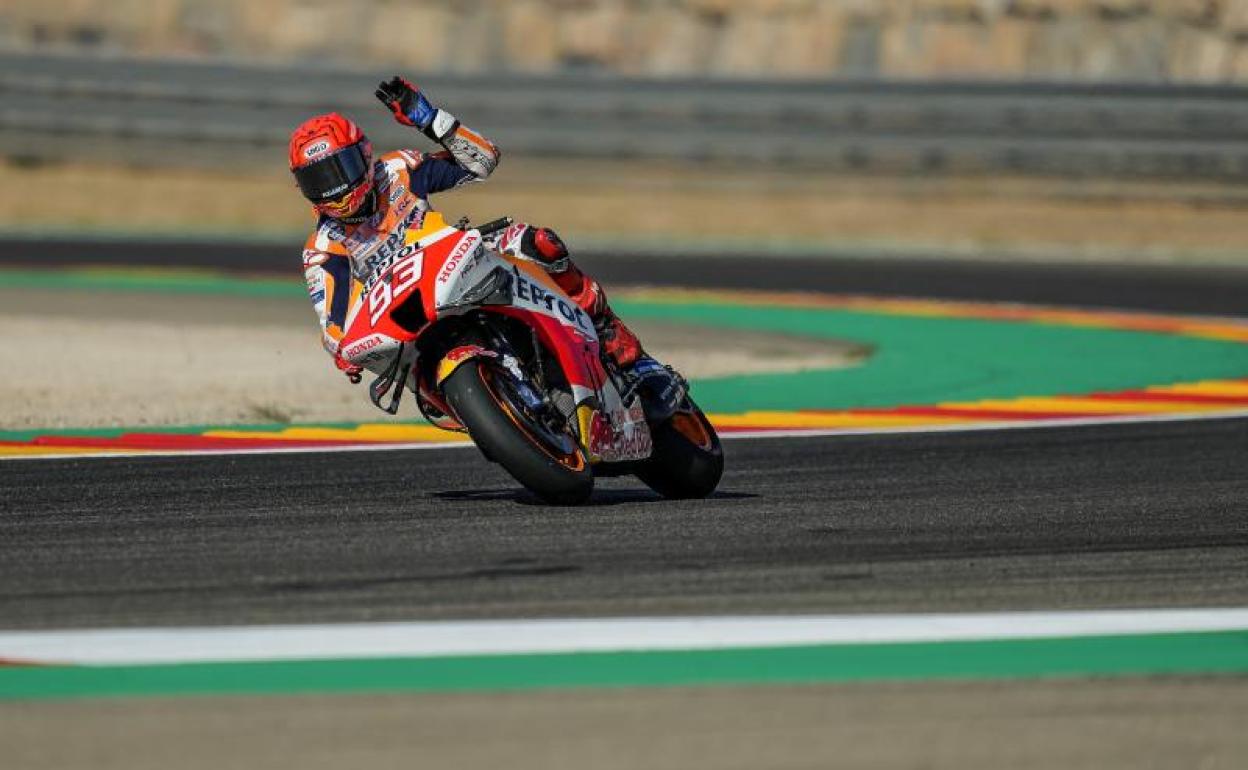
{"left": 506, "top": 266, "right": 597, "bottom": 340}
{"left": 430, "top": 231, "right": 484, "bottom": 310}
{"left": 341, "top": 332, "right": 403, "bottom": 367}
{"left": 435, "top": 232, "right": 598, "bottom": 345}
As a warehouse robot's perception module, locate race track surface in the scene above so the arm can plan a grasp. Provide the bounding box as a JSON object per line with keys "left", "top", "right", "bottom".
{"left": 5, "top": 240, "right": 1247, "bottom": 768}
{"left": 2, "top": 418, "right": 1245, "bottom": 630}
{"left": 3, "top": 243, "right": 1248, "bottom": 629}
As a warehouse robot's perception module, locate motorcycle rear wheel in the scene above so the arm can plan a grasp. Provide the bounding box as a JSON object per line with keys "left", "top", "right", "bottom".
{"left": 635, "top": 401, "right": 724, "bottom": 499}
{"left": 443, "top": 360, "right": 594, "bottom": 505}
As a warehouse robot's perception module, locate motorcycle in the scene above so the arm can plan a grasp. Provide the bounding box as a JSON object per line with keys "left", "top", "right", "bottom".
{"left": 336, "top": 211, "right": 724, "bottom": 504}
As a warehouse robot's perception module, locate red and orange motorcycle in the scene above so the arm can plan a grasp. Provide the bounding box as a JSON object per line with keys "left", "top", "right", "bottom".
{"left": 336, "top": 212, "right": 724, "bottom": 504}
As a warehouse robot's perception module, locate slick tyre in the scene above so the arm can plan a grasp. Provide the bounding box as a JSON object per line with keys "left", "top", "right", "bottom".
{"left": 635, "top": 403, "right": 724, "bottom": 499}
{"left": 444, "top": 360, "right": 594, "bottom": 505}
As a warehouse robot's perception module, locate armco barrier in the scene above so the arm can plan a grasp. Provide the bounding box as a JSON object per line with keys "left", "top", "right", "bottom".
{"left": 4, "top": 50, "right": 1248, "bottom": 179}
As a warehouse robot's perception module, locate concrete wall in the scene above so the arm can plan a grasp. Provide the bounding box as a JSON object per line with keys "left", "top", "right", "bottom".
{"left": 4, "top": 0, "right": 1248, "bottom": 82}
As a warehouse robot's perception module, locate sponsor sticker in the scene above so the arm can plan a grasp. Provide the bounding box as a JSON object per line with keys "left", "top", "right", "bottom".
{"left": 512, "top": 268, "right": 590, "bottom": 331}
{"left": 361, "top": 206, "right": 425, "bottom": 277}
{"left": 437, "top": 237, "right": 479, "bottom": 284}
{"left": 500, "top": 223, "right": 526, "bottom": 253}
{"left": 343, "top": 335, "right": 383, "bottom": 360}
{"left": 591, "top": 403, "right": 652, "bottom": 462}
{"left": 444, "top": 345, "right": 497, "bottom": 365}
{"left": 303, "top": 140, "right": 330, "bottom": 158}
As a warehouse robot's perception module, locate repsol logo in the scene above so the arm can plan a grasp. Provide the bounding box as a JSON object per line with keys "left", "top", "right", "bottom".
{"left": 512, "top": 268, "right": 590, "bottom": 330}
{"left": 360, "top": 207, "right": 424, "bottom": 277}
{"left": 361, "top": 242, "right": 417, "bottom": 291}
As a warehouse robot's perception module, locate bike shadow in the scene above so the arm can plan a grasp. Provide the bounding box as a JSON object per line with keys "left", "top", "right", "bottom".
{"left": 432, "top": 489, "right": 757, "bottom": 507}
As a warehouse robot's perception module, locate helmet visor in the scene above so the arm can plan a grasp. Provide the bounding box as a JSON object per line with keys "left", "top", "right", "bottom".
{"left": 293, "top": 144, "right": 370, "bottom": 202}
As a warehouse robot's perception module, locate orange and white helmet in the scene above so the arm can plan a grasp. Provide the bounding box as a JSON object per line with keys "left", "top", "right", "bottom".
{"left": 288, "top": 113, "right": 375, "bottom": 219}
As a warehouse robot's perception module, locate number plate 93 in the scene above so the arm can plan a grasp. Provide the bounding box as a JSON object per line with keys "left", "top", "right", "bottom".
{"left": 367, "top": 252, "right": 424, "bottom": 326}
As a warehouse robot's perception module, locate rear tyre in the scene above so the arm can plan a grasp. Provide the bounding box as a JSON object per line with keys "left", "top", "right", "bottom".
{"left": 443, "top": 360, "right": 594, "bottom": 505}
{"left": 635, "top": 401, "right": 724, "bottom": 499}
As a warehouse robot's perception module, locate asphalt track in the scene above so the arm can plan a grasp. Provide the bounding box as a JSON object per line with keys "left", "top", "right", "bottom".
{"left": 2, "top": 242, "right": 1247, "bottom": 630}
{"left": 5, "top": 241, "right": 1248, "bottom": 768}
{"left": 1, "top": 416, "right": 1247, "bottom": 630}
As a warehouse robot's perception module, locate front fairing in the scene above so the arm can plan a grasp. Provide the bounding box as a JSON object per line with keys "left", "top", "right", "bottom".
{"left": 340, "top": 211, "right": 461, "bottom": 366}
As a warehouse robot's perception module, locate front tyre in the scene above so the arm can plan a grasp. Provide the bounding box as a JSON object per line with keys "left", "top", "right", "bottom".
{"left": 635, "top": 401, "right": 724, "bottom": 499}
{"left": 443, "top": 360, "right": 594, "bottom": 505}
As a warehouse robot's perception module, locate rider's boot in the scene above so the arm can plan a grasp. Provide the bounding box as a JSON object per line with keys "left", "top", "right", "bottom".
{"left": 503, "top": 224, "right": 682, "bottom": 423}
{"left": 593, "top": 305, "right": 683, "bottom": 423}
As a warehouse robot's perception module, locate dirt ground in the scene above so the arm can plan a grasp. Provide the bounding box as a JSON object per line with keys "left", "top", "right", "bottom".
{"left": 6, "top": 676, "right": 1246, "bottom": 770}
{"left": 2, "top": 287, "right": 863, "bottom": 430}
{"left": 7, "top": 158, "right": 1248, "bottom": 264}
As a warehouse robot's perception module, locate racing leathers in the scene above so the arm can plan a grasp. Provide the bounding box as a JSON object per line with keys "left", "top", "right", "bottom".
{"left": 300, "top": 104, "right": 678, "bottom": 420}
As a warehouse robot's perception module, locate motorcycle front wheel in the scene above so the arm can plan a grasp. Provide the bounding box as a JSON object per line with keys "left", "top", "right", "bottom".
{"left": 443, "top": 359, "right": 594, "bottom": 505}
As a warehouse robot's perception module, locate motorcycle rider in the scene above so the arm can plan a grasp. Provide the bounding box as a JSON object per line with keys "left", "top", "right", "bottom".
{"left": 290, "top": 76, "right": 679, "bottom": 422}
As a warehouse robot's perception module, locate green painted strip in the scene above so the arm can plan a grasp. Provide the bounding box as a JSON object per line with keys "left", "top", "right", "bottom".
{"left": 0, "top": 226, "right": 306, "bottom": 245}
{"left": 0, "top": 421, "right": 368, "bottom": 443}
{"left": 0, "top": 268, "right": 303, "bottom": 298}
{"left": 2, "top": 631, "right": 1245, "bottom": 701}
{"left": 614, "top": 299, "right": 1248, "bottom": 413}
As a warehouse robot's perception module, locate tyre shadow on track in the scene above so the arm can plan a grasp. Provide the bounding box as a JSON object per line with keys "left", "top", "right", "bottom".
{"left": 431, "top": 489, "right": 757, "bottom": 507}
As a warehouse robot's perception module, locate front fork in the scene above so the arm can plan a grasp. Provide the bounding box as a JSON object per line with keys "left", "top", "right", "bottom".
{"left": 428, "top": 352, "right": 633, "bottom": 467}
{"left": 430, "top": 318, "right": 576, "bottom": 445}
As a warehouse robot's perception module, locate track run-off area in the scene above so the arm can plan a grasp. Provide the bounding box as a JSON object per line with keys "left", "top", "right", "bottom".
{"left": 2, "top": 248, "right": 1247, "bottom": 768}
{"left": 4, "top": 267, "right": 1248, "bottom": 456}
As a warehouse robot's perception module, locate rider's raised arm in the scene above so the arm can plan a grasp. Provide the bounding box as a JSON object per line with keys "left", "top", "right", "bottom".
{"left": 376, "top": 76, "right": 499, "bottom": 189}
{"left": 393, "top": 145, "right": 496, "bottom": 198}
{"left": 432, "top": 121, "right": 500, "bottom": 181}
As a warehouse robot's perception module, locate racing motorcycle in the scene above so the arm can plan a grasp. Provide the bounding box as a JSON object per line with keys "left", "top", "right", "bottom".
{"left": 337, "top": 211, "right": 724, "bottom": 504}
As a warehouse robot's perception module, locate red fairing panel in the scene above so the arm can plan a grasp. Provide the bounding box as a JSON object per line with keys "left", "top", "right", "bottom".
{"left": 493, "top": 306, "right": 606, "bottom": 403}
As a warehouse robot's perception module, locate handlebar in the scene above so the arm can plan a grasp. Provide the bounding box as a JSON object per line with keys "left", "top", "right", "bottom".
{"left": 472, "top": 216, "right": 514, "bottom": 238}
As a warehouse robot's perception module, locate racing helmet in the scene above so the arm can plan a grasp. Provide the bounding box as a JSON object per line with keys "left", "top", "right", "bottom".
{"left": 288, "top": 113, "right": 375, "bottom": 219}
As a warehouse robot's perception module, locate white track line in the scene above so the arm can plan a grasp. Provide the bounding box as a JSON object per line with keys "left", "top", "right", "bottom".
{"left": 2, "top": 608, "right": 1246, "bottom": 666}
{"left": 5, "top": 407, "right": 1248, "bottom": 461}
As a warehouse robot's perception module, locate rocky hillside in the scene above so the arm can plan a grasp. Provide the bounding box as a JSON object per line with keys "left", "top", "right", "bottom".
{"left": 4, "top": 1, "right": 1247, "bottom": 82}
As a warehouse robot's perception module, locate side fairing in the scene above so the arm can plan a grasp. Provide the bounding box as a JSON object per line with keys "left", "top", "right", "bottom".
{"left": 508, "top": 265, "right": 597, "bottom": 340}
{"left": 340, "top": 331, "right": 403, "bottom": 368}
{"left": 436, "top": 242, "right": 597, "bottom": 345}
{"left": 431, "top": 231, "right": 488, "bottom": 311}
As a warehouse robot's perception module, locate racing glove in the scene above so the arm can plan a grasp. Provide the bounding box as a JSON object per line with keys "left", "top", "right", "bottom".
{"left": 375, "top": 76, "right": 459, "bottom": 143}
{"left": 334, "top": 354, "right": 364, "bottom": 385}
